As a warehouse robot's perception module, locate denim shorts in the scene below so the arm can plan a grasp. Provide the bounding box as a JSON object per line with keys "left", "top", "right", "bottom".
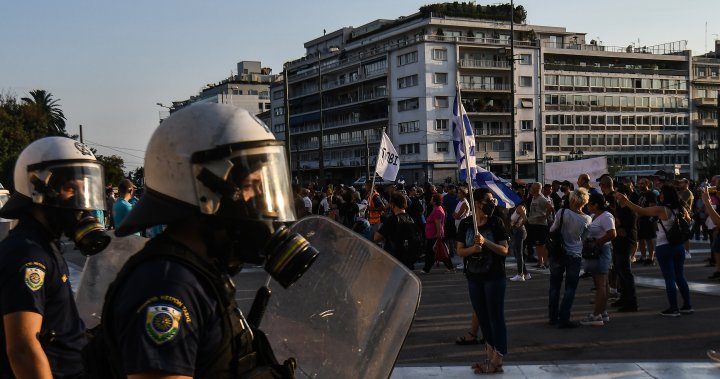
{"left": 583, "top": 244, "right": 612, "bottom": 273}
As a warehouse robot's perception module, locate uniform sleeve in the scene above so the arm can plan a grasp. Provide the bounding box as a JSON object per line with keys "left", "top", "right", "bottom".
{"left": 0, "top": 247, "right": 51, "bottom": 317}
{"left": 113, "top": 262, "right": 211, "bottom": 376}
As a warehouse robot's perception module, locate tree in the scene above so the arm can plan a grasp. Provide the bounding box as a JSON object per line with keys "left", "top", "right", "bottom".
{"left": 129, "top": 166, "right": 145, "bottom": 188}
{"left": 96, "top": 154, "right": 126, "bottom": 188}
{"left": 21, "top": 89, "right": 68, "bottom": 136}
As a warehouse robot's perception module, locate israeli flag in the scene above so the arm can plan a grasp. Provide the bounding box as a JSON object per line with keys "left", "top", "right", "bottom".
{"left": 473, "top": 166, "right": 522, "bottom": 208}
{"left": 452, "top": 93, "right": 477, "bottom": 182}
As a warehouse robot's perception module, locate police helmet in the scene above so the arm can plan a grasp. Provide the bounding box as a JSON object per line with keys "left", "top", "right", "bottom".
{"left": 0, "top": 137, "right": 106, "bottom": 219}
{"left": 115, "top": 103, "right": 295, "bottom": 236}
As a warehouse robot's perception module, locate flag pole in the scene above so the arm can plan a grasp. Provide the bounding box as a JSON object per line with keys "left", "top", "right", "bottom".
{"left": 457, "top": 83, "right": 479, "bottom": 235}
{"left": 366, "top": 127, "right": 386, "bottom": 216}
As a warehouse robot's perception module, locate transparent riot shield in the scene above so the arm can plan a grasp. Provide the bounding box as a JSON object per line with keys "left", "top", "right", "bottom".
{"left": 261, "top": 216, "right": 421, "bottom": 379}
{"left": 75, "top": 234, "right": 147, "bottom": 328}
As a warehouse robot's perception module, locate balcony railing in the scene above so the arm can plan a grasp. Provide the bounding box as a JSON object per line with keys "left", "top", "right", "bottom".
{"left": 695, "top": 97, "right": 718, "bottom": 107}
{"left": 466, "top": 107, "right": 512, "bottom": 114}
{"left": 542, "top": 40, "right": 687, "bottom": 55}
{"left": 694, "top": 75, "right": 720, "bottom": 83}
{"left": 424, "top": 34, "right": 536, "bottom": 47}
{"left": 694, "top": 119, "right": 718, "bottom": 128}
{"left": 323, "top": 90, "right": 387, "bottom": 109}
{"left": 544, "top": 63, "right": 688, "bottom": 77}
{"left": 476, "top": 128, "right": 512, "bottom": 136}
{"left": 459, "top": 59, "right": 509, "bottom": 69}
{"left": 460, "top": 83, "right": 511, "bottom": 91}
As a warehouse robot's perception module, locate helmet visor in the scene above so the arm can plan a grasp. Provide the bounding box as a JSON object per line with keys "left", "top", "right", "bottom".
{"left": 194, "top": 144, "right": 296, "bottom": 222}
{"left": 28, "top": 162, "right": 107, "bottom": 211}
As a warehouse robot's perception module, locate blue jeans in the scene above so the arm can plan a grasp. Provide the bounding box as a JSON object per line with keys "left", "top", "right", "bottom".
{"left": 548, "top": 255, "right": 582, "bottom": 323}
{"left": 467, "top": 277, "right": 507, "bottom": 355}
{"left": 655, "top": 243, "right": 692, "bottom": 310}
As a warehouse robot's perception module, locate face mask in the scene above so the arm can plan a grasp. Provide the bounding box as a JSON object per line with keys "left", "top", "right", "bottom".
{"left": 482, "top": 202, "right": 496, "bottom": 217}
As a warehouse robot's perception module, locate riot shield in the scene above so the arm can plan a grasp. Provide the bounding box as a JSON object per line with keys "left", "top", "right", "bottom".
{"left": 75, "top": 234, "right": 147, "bottom": 328}
{"left": 261, "top": 216, "right": 421, "bottom": 379}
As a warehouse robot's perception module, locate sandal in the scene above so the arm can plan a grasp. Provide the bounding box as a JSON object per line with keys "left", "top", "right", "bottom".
{"left": 472, "top": 359, "right": 504, "bottom": 374}
{"left": 455, "top": 331, "right": 479, "bottom": 345}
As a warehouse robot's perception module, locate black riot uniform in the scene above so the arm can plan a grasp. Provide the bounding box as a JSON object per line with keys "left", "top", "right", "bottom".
{"left": 100, "top": 235, "right": 256, "bottom": 378}
{"left": 0, "top": 218, "right": 86, "bottom": 379}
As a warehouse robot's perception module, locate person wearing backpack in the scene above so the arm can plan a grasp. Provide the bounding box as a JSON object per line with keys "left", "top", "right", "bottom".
{"left": 374, "top": 193, "right": 421, "bottom": 269}
{"left": 615, "top": 184, "right": 693, "bottom": 317}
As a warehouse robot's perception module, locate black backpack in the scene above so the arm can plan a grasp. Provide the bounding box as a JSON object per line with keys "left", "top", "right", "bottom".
{"left": 392, "top": 213, "right": 423, "bottom": 266}
{"left": 659, "top": 207, "right": 692, "bottom": 245}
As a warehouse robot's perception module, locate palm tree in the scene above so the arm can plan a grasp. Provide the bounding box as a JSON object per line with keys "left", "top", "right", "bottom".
{"left": 21, "top": 89, "right": 67, "bottom": 135}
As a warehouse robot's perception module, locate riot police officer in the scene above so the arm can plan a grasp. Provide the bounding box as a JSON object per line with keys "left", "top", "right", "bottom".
{"left": 99, "top": 103, "right": 301, "bottom": 378}
{"left": 0, "top": 137, "right": 110, "bottom": 378}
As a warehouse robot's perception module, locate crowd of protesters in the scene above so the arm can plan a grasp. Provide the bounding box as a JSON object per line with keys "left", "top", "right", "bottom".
{"left": 293, "top": 172, "right": 720, "bottom": 367}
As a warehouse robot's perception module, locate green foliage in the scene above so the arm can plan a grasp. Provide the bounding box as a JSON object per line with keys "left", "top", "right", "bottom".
{"left": 96, "top": 155, "right": 127, "bottom": 188}
{"left": 129, "top": 166, "right": 144, "bottom": 188}
{"left": 419, "top": 2, "right": 527, "bottom": 23}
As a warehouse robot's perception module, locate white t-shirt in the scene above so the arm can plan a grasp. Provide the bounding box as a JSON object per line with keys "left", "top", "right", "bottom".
{"left": 454, "top": 198, "right": 471, "bottom": 229}
{"left": 303, "top": 196, "right": 312, "bottom": 212}
{"left": 319, "top": 197, "right": 330, "bottom": 215}
{"left": 588, "top": 211, "right": 615, "bottom": 245}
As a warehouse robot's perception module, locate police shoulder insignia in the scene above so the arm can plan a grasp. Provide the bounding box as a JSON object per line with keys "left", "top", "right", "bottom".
{"left": 24, "top": 266, "right": 46, "bottom": 291}
{"left": 145, "top": 303, "right": 183, "bottom": 345}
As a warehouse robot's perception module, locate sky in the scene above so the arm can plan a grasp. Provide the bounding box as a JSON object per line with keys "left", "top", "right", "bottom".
{"left": 2, "top": 0, "right": 719, "bottom": 172}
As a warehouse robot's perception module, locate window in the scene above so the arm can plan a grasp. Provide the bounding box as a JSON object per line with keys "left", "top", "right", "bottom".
{"left": 520, "top": 54, "right": 532, "bottom": 65}
{"left": 397, "top": 98, "right": 419, "bottom": 111}
{"left": 435, "top": 96, "right": 449, "bottom": 108}
{"left": 273, "top": 107, "right": 285, "bottom": 116}
{"left": 434, "top": 119, "right": 449, "bottom": 131}
{"left": 397, "top": 51, "right": 418, "bottom": 66}
{"left": 521, "top": 120, "right": 533, "bottom": 130}
{"left": 400, "top": 143, "right": 421, "bottom": 155}
{"left": 398, "top": 120, "right": 420, "bottom": 133}
{"left": 436, "top": 142, "right": 449, "bottom": 153}
{"left": 432, "top": 48, "right": 447, "bottom": 61}
{"left": 520, "top": 76, "right": 532, "bottom": 87}
{"left": 273, "top": 123, "right": 285, "bottom": 133}
{"left": 273, "top": 90, "right": 284, "bottom": 100}
{"left": 434, "top": 72, "right": 448, "bottom": 84}
{"left": 397, "top": 74, "right": 418, "bottom": 89}
{"left": 521, "top": 142, "right": 533, "bottom": 152}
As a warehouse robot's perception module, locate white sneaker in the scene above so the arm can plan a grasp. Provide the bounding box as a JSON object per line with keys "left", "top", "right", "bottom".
{"left": 509, "top": 274, "right": 525, "bottom": 282}
{"left": 601, "top": 312, "right": 610, "bottom": 323}
{"left": 579, "top": 313, "right": 604, "bottom": 326}
{"left": 524, "top": 273, "right": 532, "bottom": 280}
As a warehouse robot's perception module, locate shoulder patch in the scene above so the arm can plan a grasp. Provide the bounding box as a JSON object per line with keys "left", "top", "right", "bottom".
{"left": 24, "top": 266, "right": 46, "bottom": 291}
{"left": 145, "top": 304, "right": 182, "bottom": 345}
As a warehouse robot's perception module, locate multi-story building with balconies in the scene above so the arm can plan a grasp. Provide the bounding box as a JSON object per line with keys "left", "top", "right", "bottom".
{"left": 171, "top": 61, "right": 276, "bottom": 116}
{"left": 692, "top": 40, "right": 720, "bottom": 179}
{"left": 542, "top": 40, "right": 692, "bottom": 178}
{"left": 270, "top": 5, "right": 694, "bottom": 184}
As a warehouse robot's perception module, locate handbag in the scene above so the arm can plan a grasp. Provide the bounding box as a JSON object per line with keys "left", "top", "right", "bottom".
{"left": 433, "top": 238, "right": 449, "bottom": 261}
{"left": 582, "top": 240, "right": 602, "bottom": 259}
{"left": 547, "top": 209, "right": 566, "bottom": 260}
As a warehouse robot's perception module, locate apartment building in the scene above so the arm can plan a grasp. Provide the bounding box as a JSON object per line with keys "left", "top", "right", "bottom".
{"left": 692, "top": 41, "right": 720, "bottom": 179}
{"left": 542, "top": 40, "right": 692, "bottom": 178}
{"left": 270, "top": 6, "right": 694, "bottom": 184}
{"left": 172, "top": 61, "right": 277, "bottom": 116}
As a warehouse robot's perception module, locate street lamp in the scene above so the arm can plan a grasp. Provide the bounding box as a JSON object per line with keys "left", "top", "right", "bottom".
{"left": 568, "top": 149, "right": 584, "bottom": 161}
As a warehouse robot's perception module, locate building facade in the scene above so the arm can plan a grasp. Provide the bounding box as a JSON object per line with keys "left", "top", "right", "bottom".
{"left": 692, "top": 41, "right": 720, "bottom": 180}
{"left": 270, "top": 8, "right": 696, "bottom": 185}
{"left": 171, "top": 61, "right": 277, "bottom": 116}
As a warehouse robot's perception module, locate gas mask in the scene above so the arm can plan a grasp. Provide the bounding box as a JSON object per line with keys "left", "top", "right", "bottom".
{"left": 28, "top": 161, "right": 111, "bottom": 256}
{"left": 193, "top": 142, "right": 318, "bottom": 288}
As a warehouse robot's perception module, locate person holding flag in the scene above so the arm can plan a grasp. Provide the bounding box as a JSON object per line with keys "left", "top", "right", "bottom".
{"left": 366, "top": 130, "right": 400, "bottom": 236}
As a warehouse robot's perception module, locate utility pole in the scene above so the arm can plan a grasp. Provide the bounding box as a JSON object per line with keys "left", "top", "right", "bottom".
{"left": 283, "top": 62, "right": 292, "bottom": 172}
{"left": 510, "top": 0, "right": 517, "bottom": 182}
{"left": 365, "top": 134, "right": 370, "bottom": 180}
{"left": 79, "top": 124, "right": 84, "bottom": 143}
